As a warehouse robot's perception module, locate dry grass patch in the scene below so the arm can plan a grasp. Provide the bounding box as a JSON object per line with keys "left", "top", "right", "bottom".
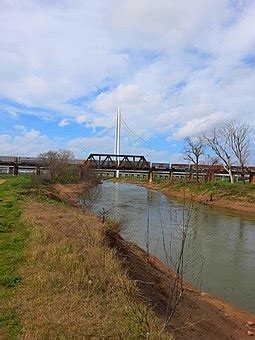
{"left": 18, "top": 199, "right": 169, "bottom": 338}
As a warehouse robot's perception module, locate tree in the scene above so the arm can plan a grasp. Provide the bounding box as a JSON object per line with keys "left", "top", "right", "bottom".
{"left": 204, "top": 126, "right": 236, "bottom": 183}
{"left": 39, "top": 149, "right": 78, "bottom": 183}
{"left": 204, "top": 155, "right": 218, "bottom": 182}
{"left": 184, "top": 137, "right": 205, "bottom": 183}
{"left": 227, "top": 122, "right": 251, "bottom": 184}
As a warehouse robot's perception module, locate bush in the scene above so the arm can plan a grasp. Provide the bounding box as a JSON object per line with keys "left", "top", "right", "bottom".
{"left": 39, "top": 150, "right": 79, "bottom": 184}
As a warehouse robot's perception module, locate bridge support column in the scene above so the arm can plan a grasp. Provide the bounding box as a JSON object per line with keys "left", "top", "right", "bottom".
{"left": 210, "top": 173, "right": 215, "bottom": 182}
{"left": 189, "top": 172, "right": 194, "bottom": 182}
{"left": 36, "top": 165, "right": 41, "bottom": 176}
{"left": 78, "top": 166, "right": 82, "bottom": 180}
{"left": 115, "top": 169, "right": 120, "bottom": 178}
{"left": 249, "top": 173, "right": 255, "bottom": 184}
{"left": 148, "top": 170, "right": 153, "bottom": 183}
{"left": 13, "top": 163, "right": 19, "bottom": 176}
{"left": 169, "top": 171, "right": 173, "bottom": 182}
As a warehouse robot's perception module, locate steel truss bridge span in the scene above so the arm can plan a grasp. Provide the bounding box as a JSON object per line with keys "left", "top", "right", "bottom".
{"left": 85, "top": 153, "right": 151, "bottom": 170}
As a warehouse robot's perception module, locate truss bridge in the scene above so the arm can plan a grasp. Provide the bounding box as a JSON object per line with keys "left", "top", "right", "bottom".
{"left": 85, "top": 153, "right": 150, "bottom": 170}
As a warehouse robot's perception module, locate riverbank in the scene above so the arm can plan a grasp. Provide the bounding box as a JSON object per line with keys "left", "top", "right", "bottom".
{"left": 106, "top": 229, "right": 255, "bottom": 339}
{"left": 2, "top": 177, "right": 255, "bottom": 338}
{"left": 114, "top": 179, "right": 255, "bottom": 214}
{"left": 0, "top": 177, "right": 168, "bottom": 338}
{"left": 54, "top": 181, "right": 255, "bottom": 338}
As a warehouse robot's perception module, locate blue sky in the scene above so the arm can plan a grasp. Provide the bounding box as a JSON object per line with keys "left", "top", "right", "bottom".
{"left": 0, "top": 0, "right": 255, "bottom": 162}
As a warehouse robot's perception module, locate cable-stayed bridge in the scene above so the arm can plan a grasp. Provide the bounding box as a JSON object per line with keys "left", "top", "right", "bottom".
{"left": 1, "top": 109, "right": 255, "bottom": 182}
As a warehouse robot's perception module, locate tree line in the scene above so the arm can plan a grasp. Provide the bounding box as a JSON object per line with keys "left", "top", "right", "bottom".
{"left": 184, "top": 121, "right": 252, "bottom": 184}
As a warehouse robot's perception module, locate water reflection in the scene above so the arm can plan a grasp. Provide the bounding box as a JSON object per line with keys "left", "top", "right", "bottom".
{"left": 93, "top": 181, "right": 255, "bottom": 314}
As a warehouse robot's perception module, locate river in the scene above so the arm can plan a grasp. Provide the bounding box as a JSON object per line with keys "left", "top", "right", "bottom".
{"left": 93, "top": 181, "right": 255, "bottom": 314}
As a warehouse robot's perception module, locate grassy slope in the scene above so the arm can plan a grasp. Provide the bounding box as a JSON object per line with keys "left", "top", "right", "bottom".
{"left": 0, "top": 176, "right": 169, "bottom": 338}
{"left": 115, "top": 177, "right": 255, "bottom": 203}
{"left": 166, "top": 180, "right": 255, "bottom": 201}
{"left": 0, "top": 176, "right": 30, "bottom": 338}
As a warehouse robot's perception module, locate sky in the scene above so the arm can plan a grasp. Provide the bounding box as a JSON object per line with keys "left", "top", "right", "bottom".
{"left": 0, "top": 0, "right": 255, "bottom": 162}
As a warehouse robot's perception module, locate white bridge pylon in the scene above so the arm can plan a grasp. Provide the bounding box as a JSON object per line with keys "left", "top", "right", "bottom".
{"left": 114, "top": 107, "right": 121, "bottom": 178}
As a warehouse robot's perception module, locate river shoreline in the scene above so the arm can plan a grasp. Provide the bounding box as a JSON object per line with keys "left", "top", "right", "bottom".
{"left": 53, "top": 182, "right": 255, "bottom": 338}
{"left": 113, "top": 179, "right": 255, "bottom": 215}
{"left": 106, "top": 228, "right": 255, "bottom": 339}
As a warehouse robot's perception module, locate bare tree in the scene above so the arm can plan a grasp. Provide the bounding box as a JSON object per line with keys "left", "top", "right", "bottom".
{"left": 39, "top": 149, "right": 78, "bottom": 183}
{"left": 184, "top": 137, "right": 205, "bottom": 183}
{"left": 227, "top": 122, "right": 251, "bottom": 184}
{"left": 204, "top": 126, "right": 236, "bottom": 183}
{"left": 204, "top": 155, "right": 218, "bottom": 182}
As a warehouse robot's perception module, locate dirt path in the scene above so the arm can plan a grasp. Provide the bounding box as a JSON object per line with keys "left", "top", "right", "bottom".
{"left": 106, "top": 230, "right": 255, "bottom": 339}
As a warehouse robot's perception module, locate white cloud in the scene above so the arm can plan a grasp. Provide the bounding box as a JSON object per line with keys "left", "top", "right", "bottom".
{"left": 171, "top": 112, "right": 231, "bottom": 139}
{"left": 0, "top": 129, "right": 56, "bottom": 156}
{"left": 14, "top": 124, "right": 27, "bottom": 133}
{"left": 107, "top": 0, "right": 228, "bottom": 51}
{"left": 75, "top": 115, "right": 88, "bottom": 124}
{"left": 1, "top": 0, "right": 255, "bottom": 159}
{"left": 58, "top": 118, "right": 70, "bottom": 127}
{"left": 0, "top": 0, "right": 128, "bottom": 108}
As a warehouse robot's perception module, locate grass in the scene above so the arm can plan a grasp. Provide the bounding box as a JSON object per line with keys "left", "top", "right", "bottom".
{"left": 128, "top": 176, "right": 255, "bottom": 202}
{"left": 19, "top": 200, "right": 167, "bottom": 338}
{"left": 163, "top": 180, "right": 255, "bottom": 200}
{"left": 111, "top": 177, "right": 148, "bottom": 184}
{"left": 0, "top": 176, "right": 30, "bottom": 338}
{"left": 0, "top": 176, "right": 170, "bottom": 338}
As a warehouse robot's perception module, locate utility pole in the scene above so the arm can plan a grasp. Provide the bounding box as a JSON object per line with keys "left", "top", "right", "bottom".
{"left": 114, "top": 107, "right": 121, "bottom": 178}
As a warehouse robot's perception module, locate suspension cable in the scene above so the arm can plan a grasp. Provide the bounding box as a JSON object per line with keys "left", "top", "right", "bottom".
{"left": 120, "top": 115, "right": 151, "bottom": 147}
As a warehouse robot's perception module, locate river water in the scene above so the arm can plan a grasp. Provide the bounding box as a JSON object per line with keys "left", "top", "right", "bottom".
{"left": 93, "top": 181, "right": 255, "bottom": 314}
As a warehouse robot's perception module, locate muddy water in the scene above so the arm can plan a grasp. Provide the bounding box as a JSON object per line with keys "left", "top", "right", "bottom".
{"left": 93, "top": 181, "right": 255, "bottom": 314}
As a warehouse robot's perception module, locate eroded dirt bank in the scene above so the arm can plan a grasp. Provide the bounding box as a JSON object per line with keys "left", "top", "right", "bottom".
{"left": 53, "top": 183, "right": 255, "bottom": 339}
{"left": 106, "top": 229, "right": 255, "bottom": 339}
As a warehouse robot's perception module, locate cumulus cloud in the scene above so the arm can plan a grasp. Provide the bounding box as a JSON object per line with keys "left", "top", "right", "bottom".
{"left": 0, "top": 129, "right": 55, "bottom": 156}
{"left": 171, "top": 112, "right": 232, "bottom": 139}
{"left": 1, "top": 0, "right": 255, "bottom": 159}
{"left": 0, "top": 0, "right": 128, "bottom": 108}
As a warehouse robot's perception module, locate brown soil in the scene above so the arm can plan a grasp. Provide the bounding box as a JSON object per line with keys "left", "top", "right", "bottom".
{"left": 106, "top": 230, "right": 255, "bottom": 339}
{"left": 52, "top": 182, "right": 84, "bottom": 205}
{"left": 143, "top": 182, "right": 255, "bottom": 214}
{"left": 54, "top": 183, "right": 255, "bottom": 339}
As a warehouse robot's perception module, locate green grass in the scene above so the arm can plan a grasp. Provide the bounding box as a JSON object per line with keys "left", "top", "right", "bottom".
{"left": 111, "top": 177, "right": 148, "bottom": 184}
{"left": 0, "top": 176, "right": 30, "bottom": 338}
{"left": 154, "top": 179, "right": 255, "bottom": 202}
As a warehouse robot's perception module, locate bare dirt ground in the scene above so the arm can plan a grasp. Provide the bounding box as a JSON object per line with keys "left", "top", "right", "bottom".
{"left": 52, "top": 182, "right": 84, "bottom": 205}
{"left": 106, "top": 230, "right": 255, "bottom": 339}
